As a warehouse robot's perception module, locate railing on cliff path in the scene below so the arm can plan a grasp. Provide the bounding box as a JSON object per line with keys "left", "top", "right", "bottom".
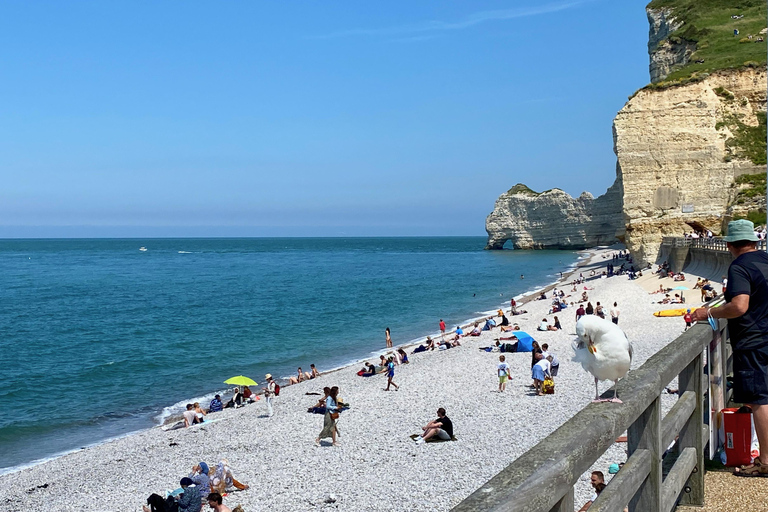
{"left": 451, "top": 309, "right": 731, "bottom": 512}
{"left": 661, "top": 236, "right": 767, "bottom": 252}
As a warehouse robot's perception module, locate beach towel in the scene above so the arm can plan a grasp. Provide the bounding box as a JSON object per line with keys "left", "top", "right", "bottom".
{"left": 409, "top": 433, "right": 457, "bottom": 443}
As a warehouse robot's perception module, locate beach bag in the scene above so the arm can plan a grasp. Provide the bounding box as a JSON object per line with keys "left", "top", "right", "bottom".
{"left": 542, "top": 376, "right": 555, "bottom": 394}
{"left": 273, "top": 384, "right": 280, "bottom": 396}
{"left": 330, "top": 411, "right": 340, "bottom": 420}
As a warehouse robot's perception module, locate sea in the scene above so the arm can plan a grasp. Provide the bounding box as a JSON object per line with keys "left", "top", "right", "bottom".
{"left": 0, "top": 237, "right": 581, "bottom": 474}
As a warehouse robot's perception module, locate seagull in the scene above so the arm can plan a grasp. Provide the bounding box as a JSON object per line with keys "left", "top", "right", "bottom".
{"left": 573, "top": 315, "right": 633, "bottom": 403}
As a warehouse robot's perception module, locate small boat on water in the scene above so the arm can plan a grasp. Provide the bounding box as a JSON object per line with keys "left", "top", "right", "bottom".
{"left": 139, "top": 247, "right": 148, "bottom": 252}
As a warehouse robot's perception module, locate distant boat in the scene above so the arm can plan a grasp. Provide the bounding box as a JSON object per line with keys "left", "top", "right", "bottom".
{"left": 139, "top": 247, "right": 148, "bottom": 252}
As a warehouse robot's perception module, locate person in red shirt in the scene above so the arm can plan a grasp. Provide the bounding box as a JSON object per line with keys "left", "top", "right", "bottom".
{"left": 683, "top": 309, "right": 693, "bottom": 330}
{"left": 439, "top": 319, "right": 446, "bottom": 340}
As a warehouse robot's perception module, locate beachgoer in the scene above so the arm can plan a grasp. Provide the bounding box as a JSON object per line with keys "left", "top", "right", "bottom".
{"left": 537, "top": 318, "right": 549, "bottom": 331}
{"left": 585, "top": 302, "right": 594, "bottom": 315}
{"left": 188, "top": 462, "right": 211, "bottom": 498}
{"left": 224, "top": 388, "right": 242, "bottom": 408}
{"left": 242, "top": 386, "right": 252, "bottom": 401}
{"left": 288, "top": 367, "right": 305, "bottom": 385}
{"left": 397, "top": 348, "right": 409, "bottom": 364}
{"left": 210, "top": 459, "right": 249, "bottom": 493}
{"left": 415, "top": 407, "right": 453, "bottom": 444}
{"left": 309, "top": 364, "right": 320, "bottom": 379}
{"left": 379, "top": 354, "right": 387, "bottom": 368}
{"left": 183, "top": 404, "right": 197, "bottom": 427}
{"left": 595, "top": 302, "right": 605, "bottom": 319}
{"left": 206, "top": 492, "right": 232, "bottom": 512}
{"left": 176, "top": 477, "right": 202, "bottom": 512}
{"left": 143, "top": 494, "right": 173, "bottom": 512}
{"left": 361, "top": 362, "right": 377, "bottom": 375}
{"left": 610, "top": 302, "right": 620, "bottom": 325}
{"left": 577, "top": 471, "right": 605, "bottom": 511}
{"left": 498, "top": 355, "right": 511, "bottom": 392}
{"left": 690, "top": 219, "right": 768, "bottom": 477}
{"left": 470, "top": 323, "right": 482, "bottom": 336}
{"left": 532, "top": 352, "right": 550, "bottom": 396}
{"left": 455, "top": 325, "right": 464, "bottom": 337}
{"left": 541, "top": 344, "right": 560, "bottom": 376}
{"left": 208, "top": 395, "right": 223, "bottom": 413}
{"left": 683, "top": 309, "right": 692, "bottom": 330}
{"left": 315, "top": 386, "right": 340, "bottom": 447}
{"left": 384, "top": 356, "right": 399, "bottom": 391}
{"left": 553, "top": 316, "right": 562, "bottom": 330}
{"left": 426, "top": 336, "right": 438, "bottom": 349}
{"left": 194, "top": 402, "right": 207, "bottom": 423}
{"left": 264, "top": 374, "right": 276, "bottom": 417}
{"left": 385, "top": 327, "right": 392, "bottom": 348}
{"left": 576, "top": 304, "right": 586, "bottom": 322}
{"left": 439, "top": 319, "right": 446, "bottom": 340}
{"left": 510, "top": 298, "right": 517, "bottom": 314}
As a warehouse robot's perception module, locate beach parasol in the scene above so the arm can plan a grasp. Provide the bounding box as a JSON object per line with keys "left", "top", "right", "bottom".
{"left": 224, "top": 375, "right": 258, "bottom": 387}
{"left": 672, "top": 285, "right": 689, "bottom": 301}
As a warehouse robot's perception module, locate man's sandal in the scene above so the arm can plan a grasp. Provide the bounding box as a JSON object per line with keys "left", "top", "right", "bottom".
{"left": 734, "top": 460, "right": 768, "bottom": 477}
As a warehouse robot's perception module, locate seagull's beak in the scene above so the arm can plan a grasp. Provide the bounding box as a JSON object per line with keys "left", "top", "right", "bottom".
{"left": 588, "top": 335, "right": 597, "bottom": 354}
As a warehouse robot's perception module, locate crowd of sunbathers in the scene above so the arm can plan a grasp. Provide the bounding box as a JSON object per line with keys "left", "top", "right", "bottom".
{"left": 143, "top": 459, "right": 248, "bottom": 512}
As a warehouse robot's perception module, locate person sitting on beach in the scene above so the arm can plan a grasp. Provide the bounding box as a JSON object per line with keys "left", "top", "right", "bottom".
{"left": 499, "top": 314, "right": 510, "bottom": 327}
{"left": 470, "top": 323, "right": 482, "bottom": 336}
{"left": 454, "top": 325, "right": 465, "bottom": 338}
{"left": 176, "top": 477, "right": 202, "bottom": 512}
{"left": 415, "top": 407, "right": 453, "bottom": 444}
{"left": 397, "top": 348, "right": 409, "bottom": 364}
{"left": 242, "top": 386, "right": 253, "bottom": 401}
{"left": 288, "top": 367, "right": 306, "bottom": 385}
{"left": 552, "top": 316, "right": 562, "bottom": 330}
{"left": 211, "top": 459, "right": 249, "bottom": 493}
{"left": 224, "top": 389, "right": 243, "bottom": 408}
{"left": 208, "top": 394, "right": 223, "bottom": 413}
{"left": 581, "top": 291, "right": 589, "bottom": 302}
{"left": 188, "top": 462, "right": 211, "bottom": 499}
{"left": 362, "top": 362, "right": 377, "bottom": 376}
{"left": 482, "top": 318, "right": 496, "bottom": 331}
{"left": 309, "top": 364, "right": 320, "bottom": 379}
{"left": 537, "top": 318, "right": 550, "bottom": 331}
{"left": 538, "top": 291, "right": 547, "bottom": 300}
{"left": 575, "top": 304, "right": 586, "bottom": 322}
{"left": 379, "top": 354, "right": 387, "bottom": 367}
{"left": 577, "top": 471, "right": 606, "bottom": 511}
{"left": 206, "top": 492, "right": 232, "bottom": 512}
{"left": 183, "top": 404, "right": 198, "bottom": 427}
{"left": 193, "top": 402, "right": 207, "bottom": 423}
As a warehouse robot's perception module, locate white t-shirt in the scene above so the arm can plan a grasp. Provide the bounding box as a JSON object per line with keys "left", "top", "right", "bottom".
{"left": 538, "top": 320, "right": 548, "bottom": 330}
{"left": 535, "top": 359, "right": 551, "bottom": 374}
{"left": 183, "top": 410, "right": 197, "bottom": 426}
{"left": 497, "top": 362, "right": 511, "bottom": 376}
{"left": 610, "top": 307, "right": 620, "bottom": 319}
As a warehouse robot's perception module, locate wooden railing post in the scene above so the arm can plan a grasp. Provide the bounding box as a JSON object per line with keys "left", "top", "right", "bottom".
{"left": 549, "top": 487, "right": 574, "bottom": 512}
{"left": 628, "top": 397, "right": 662, "bottom": 512}
{"left": 677, "top": 353, "right": 705, "bottom": 505}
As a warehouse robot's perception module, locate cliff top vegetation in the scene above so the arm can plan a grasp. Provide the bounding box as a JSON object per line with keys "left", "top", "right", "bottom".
{"left": 646, "top": 0, "right": 766, "bottom": 83}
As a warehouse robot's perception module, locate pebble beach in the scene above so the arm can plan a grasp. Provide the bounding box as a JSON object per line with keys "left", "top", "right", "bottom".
{"left": 0, "top": 246, "right": 709, "bottom": 512}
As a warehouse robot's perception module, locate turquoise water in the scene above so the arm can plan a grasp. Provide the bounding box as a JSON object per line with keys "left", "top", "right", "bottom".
{"left": 0, "top": 237, "right": 579, "bottom": 472}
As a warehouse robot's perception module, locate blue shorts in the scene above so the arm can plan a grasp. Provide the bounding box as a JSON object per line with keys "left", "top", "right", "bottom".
{"left": 732, "top": 347, "right": 768, "bottom": 405}
{"left": 532, "top": 365, "right": 546, "bottom": 381}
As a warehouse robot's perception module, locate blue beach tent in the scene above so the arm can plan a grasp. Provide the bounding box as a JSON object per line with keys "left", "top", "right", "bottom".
{"left": 514, "top": 331, "right": 535, "bottom": 352}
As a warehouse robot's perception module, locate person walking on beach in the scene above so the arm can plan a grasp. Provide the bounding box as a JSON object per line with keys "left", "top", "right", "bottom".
{"left": 264, "top": 374, "right": 276, "bottom": 417}
{"left": 439, "top": 319, "right": 446, "bottom": 341}
{"left": 384, "top": 356, "right": 399, "bottom": 391}
{"left": 315, "top": 386, "right": 340, "bottom": 447}
{"left": 691, "top": 220, "right": 768, "bottom": 477}
{"left": 498, "top": 355, "right": 511, "bottom": 392}
{"left": 385, "top": 327, "right": 392, "bottom": 348}
{"left": 610, "top": 302, "right": 620, "bottom": 325}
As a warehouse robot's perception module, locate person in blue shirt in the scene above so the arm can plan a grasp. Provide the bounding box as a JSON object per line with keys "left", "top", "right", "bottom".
{"left": 384, "top": 356, "right": 399, "bottom": 391}
{"left": 208, "top": 395, "right": 223, "bottom": 413}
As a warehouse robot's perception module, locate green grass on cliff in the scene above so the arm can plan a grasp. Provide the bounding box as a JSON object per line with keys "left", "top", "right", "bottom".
{"left": 646, "top": 0, "right": 767, "bottom": 82}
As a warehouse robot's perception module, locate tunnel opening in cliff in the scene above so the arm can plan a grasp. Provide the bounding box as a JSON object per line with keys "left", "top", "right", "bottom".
{"left": 685, "top": 221, "right": 712, "bottom": 234}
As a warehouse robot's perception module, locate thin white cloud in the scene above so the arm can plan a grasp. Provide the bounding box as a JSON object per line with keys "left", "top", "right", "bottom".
{"left": 315, "top": 1, "right": 592, "bottom": 39}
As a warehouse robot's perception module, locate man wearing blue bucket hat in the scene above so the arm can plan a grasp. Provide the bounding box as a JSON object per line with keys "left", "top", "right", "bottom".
{"left": 691, "top": 219, "right": 768, "bottom": 477}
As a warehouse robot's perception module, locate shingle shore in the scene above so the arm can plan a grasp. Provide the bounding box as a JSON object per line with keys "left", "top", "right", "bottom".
{"left": 0, "top": 247, "right": 695, "bottom": 511}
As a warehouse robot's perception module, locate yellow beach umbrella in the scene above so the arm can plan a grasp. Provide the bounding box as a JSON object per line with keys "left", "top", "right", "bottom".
{"left": 224, "top": 375, "right": 258, "bottom": 387}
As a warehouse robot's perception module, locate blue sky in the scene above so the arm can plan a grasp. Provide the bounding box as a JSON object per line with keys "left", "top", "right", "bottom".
{"left": 0, "top": 0, "right": 651, "bottom": 237}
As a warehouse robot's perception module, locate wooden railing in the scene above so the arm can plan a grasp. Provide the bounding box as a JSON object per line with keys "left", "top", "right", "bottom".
{"left": 452, "top": 312, "right": 730, "bottom": 512}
